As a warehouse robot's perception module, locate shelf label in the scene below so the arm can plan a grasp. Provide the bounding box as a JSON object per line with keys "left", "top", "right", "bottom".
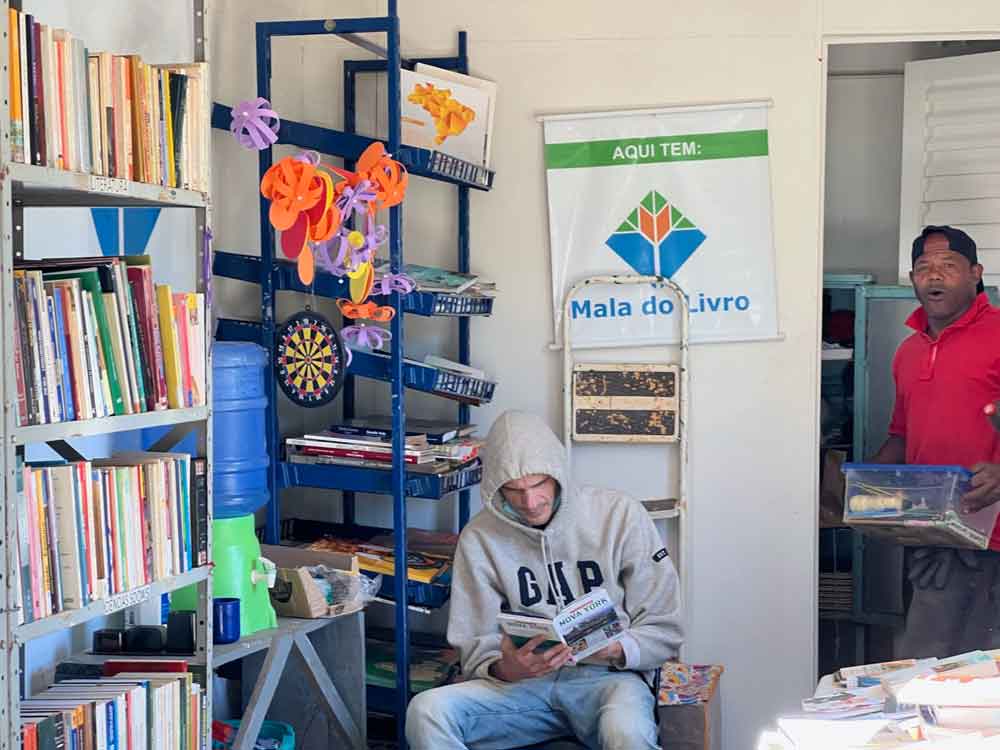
{"left": 89, "top": 175, "right": 130, "bottom": 196}
{"left": 103, "top": 585, "right": 151, "bottom": 614}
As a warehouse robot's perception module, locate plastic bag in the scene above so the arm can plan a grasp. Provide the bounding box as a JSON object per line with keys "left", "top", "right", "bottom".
{"left": 307, "top": 565, "right": 381, "bottom": 608}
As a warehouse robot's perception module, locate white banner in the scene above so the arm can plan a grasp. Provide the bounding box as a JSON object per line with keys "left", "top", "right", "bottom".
{"left": 543, "top": 103, "right": 780, "bottom": 347}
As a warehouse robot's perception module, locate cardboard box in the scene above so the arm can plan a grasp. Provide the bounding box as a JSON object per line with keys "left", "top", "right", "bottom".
{"left": 657, "top": 664, "right": 724, "bottom": 750}
{"left": 261, "top": 544, "right": 360, "bottom": 619}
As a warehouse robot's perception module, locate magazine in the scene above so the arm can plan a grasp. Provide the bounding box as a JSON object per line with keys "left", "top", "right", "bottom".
{"left": 497, "top": 588, "right": 625, "bottom": 662}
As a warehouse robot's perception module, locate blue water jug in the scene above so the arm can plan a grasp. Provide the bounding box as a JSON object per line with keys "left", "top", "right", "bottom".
{"left": 213, "top": 342, "right": 269, "bottom": 518}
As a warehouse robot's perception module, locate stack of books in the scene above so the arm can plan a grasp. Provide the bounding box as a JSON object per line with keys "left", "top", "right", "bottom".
{"left": 305, "top": 535, "right": 452, "bottom": 586}
{"left": 14, "top": 255, "right": 206, "bottom": 427}
{"left": 759, "top": 650, "right": 1000, "bottom": 748}
{"left": 285, "top": 416, "right": 481, "bottom": 475}
{"left": 23, "top": 663, "right": 203, "bottom": 750}
{"left": 13, "top": 453, "right": 208, "bottom": 624}
{"left": 372, "top": 259, "right": 496, "bottom": 297}
{"left": 7, "top": 9, "right": 208, "bottom": 190}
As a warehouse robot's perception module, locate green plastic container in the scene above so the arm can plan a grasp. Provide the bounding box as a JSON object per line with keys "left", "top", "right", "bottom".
{"left": 173, "top": 514, "right": 276, "bottom": 637}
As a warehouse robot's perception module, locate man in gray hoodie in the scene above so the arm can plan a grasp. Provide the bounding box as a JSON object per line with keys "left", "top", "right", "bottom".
{"left": 406, "top": 410, "right": 684, "bottom": 750}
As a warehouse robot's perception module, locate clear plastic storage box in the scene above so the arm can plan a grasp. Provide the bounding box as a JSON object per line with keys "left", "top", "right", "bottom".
{"left": 842, "top": 464, "right": 1000, "bottom": 549}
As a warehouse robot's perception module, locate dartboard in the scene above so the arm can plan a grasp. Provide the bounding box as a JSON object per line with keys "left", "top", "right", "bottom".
{"left": 275, "top": 310, "right": 346, "bottom": 406}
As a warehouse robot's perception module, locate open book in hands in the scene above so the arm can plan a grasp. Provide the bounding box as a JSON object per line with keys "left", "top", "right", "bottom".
{"left": 497, "top": 588, "right": 625, "bottom": 663}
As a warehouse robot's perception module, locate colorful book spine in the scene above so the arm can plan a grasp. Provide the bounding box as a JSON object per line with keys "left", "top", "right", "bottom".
{"left": 49, "top": 290, "right": 75, "bottom": 421}
{"left": 9, "top": 8, "right": 24, "bottom": 163}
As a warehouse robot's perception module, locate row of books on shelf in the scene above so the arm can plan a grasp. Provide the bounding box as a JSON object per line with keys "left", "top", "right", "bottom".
{"left": 284, "top": 416, "right": 481, "bottom": 475}
{"left": 7, "top": 9, "right": 208, "bottom": 190}
{"left": 13, "top": 453, "right": 208, "bottom": 625}
{"left": 23, "top": 661, "right": 203, "bottom": 750}
{"left": 282, "top": 519, "right": 458, "bottom": 588}
{"left": 14, "top": 255, "right": 206, "bottom": 428}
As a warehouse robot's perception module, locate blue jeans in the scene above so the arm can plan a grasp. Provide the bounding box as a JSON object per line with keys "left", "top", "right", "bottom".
{"left": 405, "top": 664, "right": 659, "bottom": 750}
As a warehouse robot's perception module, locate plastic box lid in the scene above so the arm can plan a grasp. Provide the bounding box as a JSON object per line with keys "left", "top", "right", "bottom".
{"left": 842, "top": 463, "right": 972, "bottom": 477}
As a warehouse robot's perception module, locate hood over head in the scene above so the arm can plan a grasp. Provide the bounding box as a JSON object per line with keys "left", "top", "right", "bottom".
{"left": 480, "top": 410, "right": 569, "bottom": 518}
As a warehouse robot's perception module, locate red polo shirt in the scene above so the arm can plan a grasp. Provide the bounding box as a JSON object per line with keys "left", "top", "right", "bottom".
{"left": 889, "top": 293, "right": 1000, "bottom": 548}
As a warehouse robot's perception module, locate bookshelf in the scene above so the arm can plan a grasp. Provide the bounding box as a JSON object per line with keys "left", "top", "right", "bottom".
{"left": 0, "top": 4, "right": 213, "bottom": 750}
{"left": 212, "top": 7, "right": 495, "bottom": 747}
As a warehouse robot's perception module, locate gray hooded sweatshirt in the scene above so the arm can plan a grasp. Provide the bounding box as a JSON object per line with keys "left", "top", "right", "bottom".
{"left": 447, "top": 410, "right": 684, "bottom": 681}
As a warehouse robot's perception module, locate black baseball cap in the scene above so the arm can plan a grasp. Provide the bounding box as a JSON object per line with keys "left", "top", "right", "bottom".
{"left": 911, "top": 225, "right": 984, "bottom": 293}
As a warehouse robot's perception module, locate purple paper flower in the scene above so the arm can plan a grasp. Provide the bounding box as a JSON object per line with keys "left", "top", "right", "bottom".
{"left": 336, "top": 180, "right": 377, "bottom": 220}
{"left": 230, "top": 98, "right": 280, "bottom": 151}
{"left": 294, "top": 150, "right": 320, "bottom": 166}
{"left": 313, "top": 239, "right": 349, "bottom": 277}
{"left": 372, "top": 272, "right": 415, "bottom": 297}
{"left": 342, "top": 323, "right": 391, "bottom": 353}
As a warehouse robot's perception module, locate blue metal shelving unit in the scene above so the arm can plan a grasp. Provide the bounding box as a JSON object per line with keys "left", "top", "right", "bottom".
{"left": 212, "top": 9, "right": 494, "bottom": 747}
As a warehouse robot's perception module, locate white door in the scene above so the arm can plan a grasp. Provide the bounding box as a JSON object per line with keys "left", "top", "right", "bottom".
{"left": 899, "top": 51, "right": 1000, "bottom": 287}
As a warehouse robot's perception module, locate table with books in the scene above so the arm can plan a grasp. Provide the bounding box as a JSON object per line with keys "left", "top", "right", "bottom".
{"left": 758, "top": 650, "right": 1000, "bottom": 748}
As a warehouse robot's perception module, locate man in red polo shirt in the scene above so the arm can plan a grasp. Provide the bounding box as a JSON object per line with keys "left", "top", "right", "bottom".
{"left": 872, "top": 225, "right": 1000, "bottom": 657}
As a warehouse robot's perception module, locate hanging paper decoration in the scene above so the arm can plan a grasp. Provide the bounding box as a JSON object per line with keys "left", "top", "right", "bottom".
{"left": 274, "top": 309, "right": 347, "bottom": 407}
{"left": 371, "top": 272, "right": 415, "bottom": 297}
{"left": 260, "top": 141, "right": 406, "bottom": 284}
{"left": 260, "top": 156, "right": 340, "bottom": 263}
{"left": 337, "top": 298, "right": 396, "bottom": 322}
{"left": 349, "top": 262, "right": 375, "bottom": 303}
{"left": 230, "top": 98, "right": 281, "bottom": 150}
{"left": 259, "top": 141, "right": 417, "bottom": 363}
{"left": 341, "top": 324, "right": 393, "bottom": 366}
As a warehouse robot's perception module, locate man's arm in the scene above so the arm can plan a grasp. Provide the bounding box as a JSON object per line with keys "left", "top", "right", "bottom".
{"left": 446, "top": 532, "right": 507, "bottom": 680}
{"left": 871, "top": 435, "right": 906, "bottom": 464}
{"left": 613, "top": 498, "right": 684, "bottom": 672}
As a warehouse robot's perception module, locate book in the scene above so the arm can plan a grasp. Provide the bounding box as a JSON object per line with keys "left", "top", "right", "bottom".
{"left": 497, "top": 588, "right": 626, "bottom": 663}
{"left": 9, "top": 9, "right": 24, "bottom": 163}
{"left": 27, "top": 15, "right": 47, "bottom": 166}
{"left": 414, "top": 63, "right": 497, "bottom": 166}
{"left": 301, "top": 430, "right": 429, "bottom": 449}
{"left": 47, "top": 287, "right": 76, "bottom": 421}
{"left": 304, "top": 536, "right": 451, "bottom": 584}
{"left": 372, "top": 258, "right": 481, "bottom": 294}
{"left": 156, "top": 284, "right": 184, "bottom": 408}
{"left": 190, "top": 458, "right": 208, "bottom": 567}
{"left": 285, "top": 451, "right": 477, "bottom": 476}
{"left": 330, "top": 416, "right": 475, "bottom": 445}
{"left": 126, "top": 259, "right": 169, "bottom": 410}
{"left": 400, "top": 67, "right": 490, "bottom": 166}
{"left": 422, "top": 354, "right": 488, "bottom": 380}
{"left": 286, "top": 437, "right": 436, "bottom": 464}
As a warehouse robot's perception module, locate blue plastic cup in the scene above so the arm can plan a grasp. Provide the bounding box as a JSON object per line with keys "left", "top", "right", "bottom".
{"left": 213, "top": 598, "right": 241, "bottom": 644}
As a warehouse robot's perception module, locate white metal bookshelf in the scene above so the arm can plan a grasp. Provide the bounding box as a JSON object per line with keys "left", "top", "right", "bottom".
{"left": 0, "top": 4, "right": 214, "bottom": 750}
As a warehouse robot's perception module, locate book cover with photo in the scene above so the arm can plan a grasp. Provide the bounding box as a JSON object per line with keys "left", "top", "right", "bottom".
{"left": 498, "top": 588, "right": 625, "bottom": 662}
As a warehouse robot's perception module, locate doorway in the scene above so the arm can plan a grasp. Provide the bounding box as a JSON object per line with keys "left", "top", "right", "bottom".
{"left": 818, "top": 38, "right": 1000, "bottom": 678}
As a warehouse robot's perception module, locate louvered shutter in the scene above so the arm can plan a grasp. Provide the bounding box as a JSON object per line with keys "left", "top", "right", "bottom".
{"left": 899, "top": 50, "right": 1000, "bottom": 286}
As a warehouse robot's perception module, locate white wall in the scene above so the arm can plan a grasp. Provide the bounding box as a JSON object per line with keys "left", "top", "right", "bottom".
{"left": 208, "top": 1, "right": 1000, "bottom": 746}
{"left": 823, "top": 41, "right": 1000, "bottom": 281}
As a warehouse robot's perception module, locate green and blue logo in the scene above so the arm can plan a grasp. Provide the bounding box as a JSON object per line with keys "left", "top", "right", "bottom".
{"left": 605, "top": 190, "right": 705, "bottom": 277}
